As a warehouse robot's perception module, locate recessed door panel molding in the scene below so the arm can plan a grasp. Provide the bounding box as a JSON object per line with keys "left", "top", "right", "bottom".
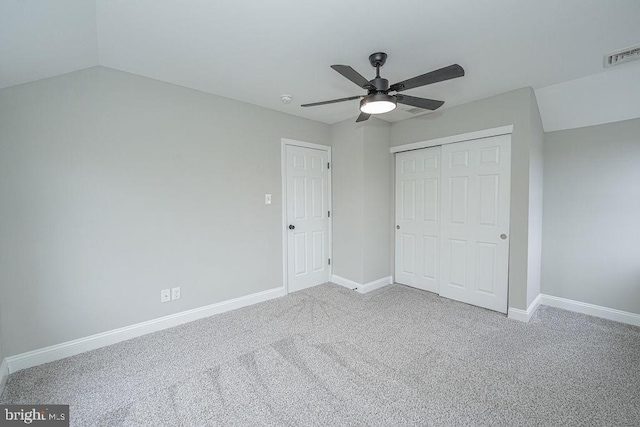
{"left": 423, "top": 178, "right": 439, "bottom": 222}
{"left": 311, "top": 231, "right": 324, "bottom": 272}
{"left": 422, "top": 235, "right": 438, "bottom": 280}
{"left": 402, "top": 158, "right": 416, "bottom": 174}
{"left": 424, "top": 156, "right": 439, "bottom": 171}
{"left": 294, "top": 233, "right": 307, "bottom": 275}
{"left": 476, "top": 242, "right": 497, "bottom": 294}
{"left": 478, "top": 174, "right": 499, "bottom": 226}
{"left": 311, "top": 178, "right": 324, "bottom": 218}
{"left": 401, "top": 234, "right": 416, "bottom": 275}
{"left": 293, "top": 177, "right": 306, "bottom": 219}
{"left": 293, "top": 154, "right": 306, "bottom": 170}
{"left": 479, "top": 146, "right": 500, "bottom": 165}
{"left": 395, "top": 146, "right": 442, "bottom": 293}
{"left": 311, "top": 155, "right": 324, "bottom": 171}
{"left": 448, "top": 239, "right": 468, "bottom": 287}
{"left": 402, "top": 180, "right": 416, "bottom": 221}
{"left": 449, "top": 177, "right": 469, "bottom": 224}
{"left": 285, "top": 142, "right": 331, "bottom": 293}
{"left": 440, "top": 134, "right": 511, "bottom": 313}
{"left": 450, "top": 150, "right": 469, "bottom": 168}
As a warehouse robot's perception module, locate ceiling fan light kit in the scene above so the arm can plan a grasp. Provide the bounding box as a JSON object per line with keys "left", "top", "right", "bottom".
{"left": 360, "top": 93, "right": 397, "bottom": 114}
{"left": 301, "top": 52, "right": 465, "bottom": 122}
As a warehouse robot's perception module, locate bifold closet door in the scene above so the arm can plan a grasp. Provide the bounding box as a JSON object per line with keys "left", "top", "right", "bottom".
{"left": 439, "top": 135, "right": 511, "bottom": 313}
{"left": 395, "top": 146, "right": 441, "bottom": 293}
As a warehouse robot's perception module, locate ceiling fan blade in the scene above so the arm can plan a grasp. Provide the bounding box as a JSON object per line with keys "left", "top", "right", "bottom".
{"left": 331, "top": 65, "right": 374, "bottom": 89}
{"left": 390, "top": 64, "right": 465, "bottom": 92}
{"left": 301, "top": 95, "right": 363, "bottom": 107}
{"left": 396, "top": 94, "right": 445, "bottom": 111}
{"left": 355, "top": 112, "right": 370, "bottom": 122}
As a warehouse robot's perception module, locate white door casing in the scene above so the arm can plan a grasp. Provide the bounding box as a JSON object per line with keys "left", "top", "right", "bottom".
{"left": 395, "top": 146, "right": 442, "bottom": 293}
{"left": 283, "top": 142, "right": 331, "bottom": 293}
{"left": 439, "top": 134, "right": 511, "bottom": 313}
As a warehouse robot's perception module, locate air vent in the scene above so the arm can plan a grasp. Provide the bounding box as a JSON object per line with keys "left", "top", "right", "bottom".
{"left": 406, "top": 107, "right": 426, "bottom": 115}
{"left": 604, "top": 45, "right": 640, "bottom": 68}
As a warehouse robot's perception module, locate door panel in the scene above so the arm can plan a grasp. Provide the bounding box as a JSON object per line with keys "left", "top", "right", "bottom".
{"left": 440, "top": 135, "right": 511, "bottom": 313}
{"left": 286, "top": 145, "right": 330, "bottom": 292}
{"left": 395, "top": 146, "right": 441, "bottom": 293}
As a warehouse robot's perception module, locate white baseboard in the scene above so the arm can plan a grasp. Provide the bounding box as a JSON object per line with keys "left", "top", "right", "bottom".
{"left": 331, "top": 275, "right": 359, "bottom": 290}
{"left": 331, "top": 275, "right": 392, "bottom": 294}
{"left": 540, "top": 294, "right": 640, "bottom": 327}
{"left": 0, "top": 358, "right": 8, "bottom": 398}
{"left": 6, "top": 286, "right": 286, "bottom": 374}
{"left": 355, "top": 276, "right": 393, "bottom": 294}
{"left": 508, "top": 294, "right": 542, "bottom": 323}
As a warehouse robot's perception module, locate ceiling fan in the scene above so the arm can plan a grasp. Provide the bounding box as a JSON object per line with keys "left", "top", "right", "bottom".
{"left": 301, "top": 52, "right": 464, "bottom": 122}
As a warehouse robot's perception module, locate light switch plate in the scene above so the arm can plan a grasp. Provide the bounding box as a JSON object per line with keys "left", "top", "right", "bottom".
{"left": 265, "top": 194, "right": 272, "bottom": 204}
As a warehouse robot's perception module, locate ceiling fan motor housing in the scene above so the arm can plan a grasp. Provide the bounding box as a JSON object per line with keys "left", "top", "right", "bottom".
{"left": 370, "top": 77, "right": 389, "bottom": 92}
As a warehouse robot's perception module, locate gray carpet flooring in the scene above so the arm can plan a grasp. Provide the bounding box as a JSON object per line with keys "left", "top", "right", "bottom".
{"left": 2, "top": 283, "right": 640, "bottom": 426}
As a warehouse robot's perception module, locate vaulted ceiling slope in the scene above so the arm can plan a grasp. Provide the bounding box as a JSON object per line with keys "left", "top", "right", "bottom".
{"left": 2, "top": 0, "right": 639, "bottom": 130}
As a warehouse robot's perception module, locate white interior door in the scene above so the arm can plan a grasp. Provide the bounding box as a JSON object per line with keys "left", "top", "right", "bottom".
{"left": 395, "top": 146, "right": 441, "bottom": 293}
{"left": 285, "top": 144, "right": 330, "bottom": 292}
{"left": 439, "top": 134, "right": 511, "bottom": 313}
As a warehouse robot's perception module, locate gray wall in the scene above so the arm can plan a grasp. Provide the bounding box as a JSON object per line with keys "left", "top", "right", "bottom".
{"left": 362, "top": 119, "right": 392, "bottom": 283}
{"left": 0, "top": 66, "right": 330, "bottom": 356}
{"left": 527, "top": 92, "right": 545, "bottom": 307}
{"left": 390, "top": 87, "right": 540, "bottom": 310}
{"left": 542, "top": 117, "right": 640, "bottom": 315}
{"left": 331, "top": 120, "right": 365, "bottom": 283}
{"left": 331, "top": 117, "right": 391, "bottom": 284}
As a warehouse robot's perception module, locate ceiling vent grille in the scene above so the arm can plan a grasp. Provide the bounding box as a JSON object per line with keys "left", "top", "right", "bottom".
{"left": 406, "top": 107, "right": 426, "bottom": 115}
{"left": 604, "top": 45, "right": 640, "bottom": 68}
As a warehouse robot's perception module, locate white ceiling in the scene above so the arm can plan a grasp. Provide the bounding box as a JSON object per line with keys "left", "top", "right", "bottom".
{"left": 2, "top": 0, "right": 640, "bottom": 128}
{"left": 535, "top": 60, "right": 640, "bottom": 132}
{"left": 0, "top": 0, "right": 98, "bottom": 89}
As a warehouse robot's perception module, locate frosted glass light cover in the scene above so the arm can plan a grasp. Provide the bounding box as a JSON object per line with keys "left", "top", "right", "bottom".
{"left": 360, "top": 94, "right": 397, "bottom": 114}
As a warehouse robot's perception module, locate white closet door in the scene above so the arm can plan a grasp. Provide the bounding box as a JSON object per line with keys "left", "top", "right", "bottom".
{"left": 286, "top": 145, "right": 330, "bottom": 292}
{"left": 439, "top": 134, "right": 511, "bottom": 313}
{"left": 395, "top": 146, "right": 441, "bottom": 293}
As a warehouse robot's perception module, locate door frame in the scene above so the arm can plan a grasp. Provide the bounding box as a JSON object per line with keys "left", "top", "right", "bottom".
{"left": 390, "top": 125, "right": 514, "bottom": 153}
{"left": 281, "top": 138, "right": 332, "bottom": 294}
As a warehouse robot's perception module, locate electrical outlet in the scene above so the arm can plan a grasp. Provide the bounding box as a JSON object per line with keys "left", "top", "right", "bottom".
{"left": 161, "top": 289, "right": 171, "bottom": 303}
{"left": 171, "top": 287, "right": 181, "bottom": 300}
